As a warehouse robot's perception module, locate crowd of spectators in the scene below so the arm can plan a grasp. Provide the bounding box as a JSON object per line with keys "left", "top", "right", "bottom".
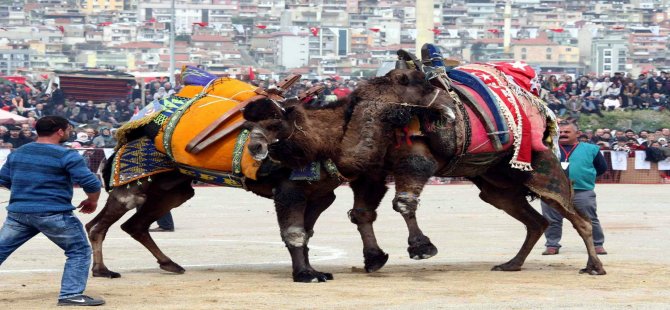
{"left": 539, "top": 70, "right": 670, "bottom": 119}
{"left": 572, "top": 126, "right": 670, "bottom": 154}
{"left": 1, "top": 70, "right": 669, "bottom": 157}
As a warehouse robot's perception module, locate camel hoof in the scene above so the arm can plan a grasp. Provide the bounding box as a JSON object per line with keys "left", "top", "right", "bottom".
{"left": 159, "top": 261, "right": 186, "bottom": 274}
{"left": 491, "top": 263, "right": 522, "bottom": 271}
{"left": 92, "top": 269, "right": 122, "bottom": 278}
{"left": 364, "top": 249, "right": 389, "bottom": 273}
{"left": 579, "top": 267, "right": 606, "bottom": 275}
{"left": 293, "top": 270, "right": 333, "bottom": 283}
{"left": 408, "top": 241, "right": 438, "bottom": 260}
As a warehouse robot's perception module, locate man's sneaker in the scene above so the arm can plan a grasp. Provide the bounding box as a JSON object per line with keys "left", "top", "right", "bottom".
{"left": 595, "top": 246, "right": 608, "bottom": 255}
{"left": 542, "top": 247, "right": 559, "bottom": 255}
{"left": 57, "top": 295, "right": 105, "bottom": 306}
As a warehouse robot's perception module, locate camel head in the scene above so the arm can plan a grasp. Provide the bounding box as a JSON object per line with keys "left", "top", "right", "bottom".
{"left": 353, "top": 69, "right": 455, "bottom": 120}
{"left": 243, "top": 97, "right": 316, "bottom": 166}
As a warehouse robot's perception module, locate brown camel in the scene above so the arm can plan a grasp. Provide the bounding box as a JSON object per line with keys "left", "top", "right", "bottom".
{"left": 243, "top": 69, "right": 606, "bottom": 275}
{"left": 86, "top": 75, "right": 448, "bottom": 283}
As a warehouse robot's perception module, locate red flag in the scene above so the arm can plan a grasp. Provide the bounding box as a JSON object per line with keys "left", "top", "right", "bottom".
{"left": 611, "top": 25, "right": 625, "bottom": 30}
{"left": 57, "top": 26, "right": 64, "bottom": 34}
{"left": 147, "top": 17, "right": 156, "bottom": 23}
{"left": 431, "top": 28, "right": 441, "bottom": 35}
{"left": 192, "top": 22, "right": 208, "bottom": 27}
{"left": 98, "top": 21, "right": 112, "bottom": 27}
{"left": 256, "top": 24, "right": 267, "bottom": 29}
{"left": 487, "top": 29, "right": 500, "bottom": 34}
{"left": 248, "top": 67, "right": 255, "bottom": 81}
{"left": 309, "top": 26, "right": 319, "bottom": 37}
{"left": 549, "top": 28, "right": 564, "bottom": 33}
{"left": 369, "top": 27, "right": 380, "bottom": 33}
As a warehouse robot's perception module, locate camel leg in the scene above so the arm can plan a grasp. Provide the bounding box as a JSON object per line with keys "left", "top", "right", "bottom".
{"left": 300, "top": 190, "right": 337, "bottom": 280}
{"left": 391, "top": 150, "right": 438, "bottom": 260}
{"left": 525, "top": 149, "right": 605, "bottom": 275}
{"left": 274, "top": 180, "right": 329, "bottom": 282}
{"left": 120, "top": 178, "right": 194, "bottom": 274}
{"left": 86, "top": 184, "right": 148, "bottom": 278}
{"left": 471, "top": 175, "right": 548, "bottom": 271}
{"left": 348, "top": 174, "right": 389, "bottom": 272}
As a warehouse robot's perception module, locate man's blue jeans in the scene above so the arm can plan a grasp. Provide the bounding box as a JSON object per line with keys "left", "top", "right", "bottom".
{"left": 0, "top": 211, "right": 92, "bottom": 299}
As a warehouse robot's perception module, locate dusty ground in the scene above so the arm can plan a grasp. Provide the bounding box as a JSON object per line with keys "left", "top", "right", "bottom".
{"left": 1, "top": 184, "right": 669, "bottom": 309}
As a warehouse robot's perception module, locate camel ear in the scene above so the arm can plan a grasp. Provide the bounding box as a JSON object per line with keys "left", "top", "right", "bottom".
{"left": 243, "top": 98, "right": 283, "bottom": 122}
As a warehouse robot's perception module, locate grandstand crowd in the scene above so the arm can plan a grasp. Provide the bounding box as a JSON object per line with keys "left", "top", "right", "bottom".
{"left": 1, "top": 70, "right": 670, "bottom": 154}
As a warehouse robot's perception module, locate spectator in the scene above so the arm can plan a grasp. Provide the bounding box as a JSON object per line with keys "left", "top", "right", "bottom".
{"left": 649, "top": 93, "right": 668, "bottom": 111}
{"left": 0, "top": 126, "right": 8, "bottom": 141}
{"left": 153, "top": 87, "right": 168, "bottom": 101}
{"left": 80, "top": 101, "right": 98, "bottom": 122}
{"left": 612, "top": 136, "right": 631, "bottom": 153}
{"left": 546, "top": 94, "right": 566, "bottom": 116}
{"left": 565, "top": 95, "right": 583, "bottom": 119}
{"left": 99, "top": 102, "right": 122, "bottom": 127}
{"left": 91, "top": 127, "right": 116, "bottom": 148}
{"left": 4, "top": 125, "right": 33, "bottom": 148}
{"left": 621, "top": 82, "right": 638, "bottom": 109}
{"left": 49, "top": 83, "right": 65, "bottom": 106}
{"left": 638, "top": 130, "right": 650, "bottom": 145}
{"left": 83, "top": 128, "right": 97, "bottom": 142}
{"left": 541, "top": 121, "right": 608, "bottom": 256}
{"left": 602, "top": 95, "right": 621, "bottom": 111}
{"left": 74, "top": 132, "right": 93, "bottom": 148}
{"left": 332, "top": 83, "right": 352, "bottom": 99}
{"left": 635, "top": 91, "right": 653, "bottom": 109}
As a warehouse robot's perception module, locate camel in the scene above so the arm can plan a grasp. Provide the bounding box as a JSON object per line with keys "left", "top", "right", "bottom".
{"left": 242, "top": 68, "right": 606, "bottom": 275}
{"left": 85, "top": 74, "right": 430, "bottom": 283}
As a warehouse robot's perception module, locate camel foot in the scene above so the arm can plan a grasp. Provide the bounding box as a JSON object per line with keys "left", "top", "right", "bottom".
{"left": 408, "top": 237, "right": 438, "bottom": 260}
{"left": 92, "top": 267, "right": 121, "bottom": 279}
{"left": 491, "top": 262, "right": 522, "bottom": 271}
{"left": 363, "top": 249, "right": 389, "bottom": 273}
{"left": 579, "top": 265, "right": 606, "bottom": 275}
{"left": 293, "top": 269, "right": 334, "bottom": 283}
{"left": 159, "top": 261, "right": 186, "bottom": 274}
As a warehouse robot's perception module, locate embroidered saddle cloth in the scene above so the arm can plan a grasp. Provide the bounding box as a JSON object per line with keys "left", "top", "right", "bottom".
{"left": 153, "top": 77, "right": 261, "bottom": 179}
{"left": 448, "top": 63, "right": 552, "bottom": 171}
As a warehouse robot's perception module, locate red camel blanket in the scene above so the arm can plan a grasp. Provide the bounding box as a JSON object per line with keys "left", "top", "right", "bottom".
{"left": 455, "top": 62, "right": 548, "bottom": 171}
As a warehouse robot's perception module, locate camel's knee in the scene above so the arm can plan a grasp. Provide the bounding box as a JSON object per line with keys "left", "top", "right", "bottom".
{"left": 348, "top": 208, "right": 378, "bottom": 224}
{"left": 393, "top": 192, "right": 419, "bottom": 215}
{"left": 282, "top": 226, "right": 308, "bottom": 248}
{"left": 112, "top": 192, "right": 147, "bottom": 211}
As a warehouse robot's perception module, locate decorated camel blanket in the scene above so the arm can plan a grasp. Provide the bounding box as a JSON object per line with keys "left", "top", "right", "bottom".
{"left": 111, "top": 66, "right": 262, "bottom": 187}
{"left": 448, "top": 62, "right": 553, "bottom": 171}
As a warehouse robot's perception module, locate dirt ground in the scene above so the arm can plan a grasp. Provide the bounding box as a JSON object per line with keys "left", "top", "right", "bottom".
{"left": 1, "top": 184, "right": 669, "bottom": 309}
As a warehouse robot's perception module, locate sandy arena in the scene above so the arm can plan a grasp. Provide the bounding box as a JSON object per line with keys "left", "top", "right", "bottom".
{"left": 1, "top": 184, "right": 669, "bottom": 309}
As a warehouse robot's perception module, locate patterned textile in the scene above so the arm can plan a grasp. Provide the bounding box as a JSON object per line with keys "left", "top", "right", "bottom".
{"left": 111, "top": 137, "right": 175, "bottom": 187}
{"left": 290, "top": 162, "right": 321, "bottom": 181}
{"left": 448, "top": 69, "right": 509, "bottom": 144}
{"left": 180, "top": 65, "right": 217, "bottom": 86}
{"left": 176, "top": 165, "right": 245, "bottom": 188}
{"left": 449, "top": 63, "right": 550, "bottom": 171}
{"left": 289, "top": 159, "right": 343, "bottom": 182}
{"left": 153, "top": 77, "right": 261, "bottom": 179}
